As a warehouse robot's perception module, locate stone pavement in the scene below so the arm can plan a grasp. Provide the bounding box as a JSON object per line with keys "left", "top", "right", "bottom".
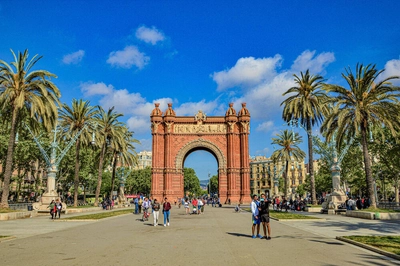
{"left": 0, "top": 206, "right": 399, "bottom": 266}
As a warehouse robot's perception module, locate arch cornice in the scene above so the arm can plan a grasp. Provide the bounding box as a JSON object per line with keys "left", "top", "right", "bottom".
{"left": 175, "top": 138, "right": 227, "bottom": 171}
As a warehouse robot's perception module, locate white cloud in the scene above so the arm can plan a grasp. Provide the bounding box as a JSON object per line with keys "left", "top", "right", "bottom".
{"left": 135, "top": 25, "right": 165, "bottom": 45}
{"left": 290, "top": 50, "right": 335, "bottom": 74}
{"left": 213, "top": 50, "right": 336, "bottom": 120}
{"left": 107, "top": 45, "right": 150, "bottom": 69}
{"left": 174, "top": 99, "right": 219, "bottom": 116}
{"left": 212, "top": 55, "right": 282, "bottom": 91}
{"left": 127, "top": 116, "right": 150, "bottom": 134}
{"left": 62, "top": 50, "right": 85, "bottom": 65}
{"left": 380, "top": 59, "right": 400, "bottom": 85}
{"left": 80, "top": 82, "right": 114, "bottom": 97}
{"left": 256, "top": 121, "right": 274, "bottom": 132}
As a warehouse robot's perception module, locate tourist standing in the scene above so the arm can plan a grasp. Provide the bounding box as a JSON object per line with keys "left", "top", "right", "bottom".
{"left": 184, "top": 198, "right": 190, "bottom": 214}
{"left": 55, "top": 198, "right": 63, "bottom": 219}
{"left": 163, "top": 197, "right": 171, "bottom": 226}
{"left": 152, "top": 199, "right": 160, "bottom": 226}
{"left": 48, "top": 200, "right": 56, "bottom": 219}
{"left": 251, "top": 194, "right": 261, "bottom": 239}
{"left": 138, "top": 197, "right": 143, "bottom": 213}
{"left": 191, "top": 197, "right": 198, "bottom": 214}
{"left": 134, "top": 197, "right": 139, "bottom": 214}
{"left": 259, "top": 193, "right": 271, "bottom": 240}
{"left": 198, "top": 198, "right": 203, "bottom": 214}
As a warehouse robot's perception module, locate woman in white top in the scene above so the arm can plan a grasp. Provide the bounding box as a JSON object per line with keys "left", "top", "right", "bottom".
{"left": 184, "top": 199, "right": 189, "bottom": 215}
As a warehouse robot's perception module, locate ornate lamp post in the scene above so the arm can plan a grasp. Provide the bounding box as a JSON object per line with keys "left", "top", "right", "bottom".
{"left": 288, "top": 119, "right": 354, "bottom": 213}
{"left": 24, "top": 122, "right": 96, "bottom": 210}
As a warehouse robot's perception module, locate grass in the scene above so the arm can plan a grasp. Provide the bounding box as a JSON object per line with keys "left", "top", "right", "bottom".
{"left": 359, "top": 207, "right": 400, "bottom": 213}
{"left": 0, "top": 236, "right": 10, "bottom": 238}
{"left": 343, "top": 236, "right": 400, "bottom": 255}
{"left": 269, "top": 210, "right": 320, "bottom": 220}
{"left": 0, "top": 208, "right": 19, "bottom": 213}
{"left": 63, "top": 209, "right": 133, "bottom": 220}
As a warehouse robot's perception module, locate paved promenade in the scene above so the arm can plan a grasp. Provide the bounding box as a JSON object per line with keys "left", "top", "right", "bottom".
{"left": 0, "top": 206, "right": 399, "bottom": 266}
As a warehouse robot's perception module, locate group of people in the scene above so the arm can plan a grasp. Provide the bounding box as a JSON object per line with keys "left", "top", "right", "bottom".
{"left": 345, "top": 196, "right": 370, "bottom": 210}
{"left": 272, "top": 197, "right": 308, "bottom": 212}
{"left": 251, "top": 193, "right": 272, "bottom": 240}
{"left": 47, "top": 198, "right": 63, "bottom": 219}
{"left": 134, "top": 197, "right": 172, "bottom": 227}
{"left": 183, "top": 197, "right": 205, "bottom": 215}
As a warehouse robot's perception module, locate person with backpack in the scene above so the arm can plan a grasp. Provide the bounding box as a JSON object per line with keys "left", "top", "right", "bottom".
{"left": 163, "top": 197, "right": 171, "bottom": 226}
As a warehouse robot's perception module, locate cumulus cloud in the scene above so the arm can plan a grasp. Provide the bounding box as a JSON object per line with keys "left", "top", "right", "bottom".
{"left": 290, "top": 50, "right": 335, "bottom": 74}
{"left": 80, "top": 82, "right": 114, "bottom": 97}
{"left": 174, "top": 99, "right": 219, "bottom": 116}
{"left": 107, "top": 45, "right": 150, "bottom": 69}
{"left": 62, "top": 50, "right": 85, "bottom": 65}
{"left": 212, "top": 50, "right": 336, "bottom": 120}
{"left": 256, "top": 121, "right": 274, "bottom": 132}
{"left": 135, "top": 25, "right": 165, "bottom": 45}
{"left": 212, "top": 55, "right": 282, "bottom": 91}
{"left": 379, "top": 59, "right": 400, "bottom": 85}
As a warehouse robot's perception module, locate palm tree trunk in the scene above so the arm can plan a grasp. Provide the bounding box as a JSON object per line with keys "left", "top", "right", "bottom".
{"left": 360, "top": 124, "right": 376, "bottom": 208}
{"left": 110, "top": 151, "right": 118, "bottom": 201}
{"left": 285, "top": 160, "right": 289, "bottom": 198}
{"left": 73, "top": 138, "right": 81, "bottom": 207}
{"left": 94, "top": 142, "right": 107, "bottom": 207}
{"left": 307, "top": 118, "right": 317, "bottom": 205}
{"left": 0, "top": 108, "right": 19, "bottom": 208}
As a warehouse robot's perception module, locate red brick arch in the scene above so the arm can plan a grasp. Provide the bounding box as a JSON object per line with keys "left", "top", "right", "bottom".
{"left": 150, "top": 103, "right": 251, "bottom": 204}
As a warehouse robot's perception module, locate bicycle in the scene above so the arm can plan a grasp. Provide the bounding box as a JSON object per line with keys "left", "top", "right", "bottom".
{"left": 142, "top": 208, "right": 150, "bottom": 221}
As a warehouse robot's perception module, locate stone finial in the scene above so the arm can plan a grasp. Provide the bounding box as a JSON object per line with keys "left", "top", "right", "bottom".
{"left": 164, "top": 103, "right": 176, "bottom": 116}
{"left": 238, "top": 102, "right": 250, "bottom": 116}
{"left": 225, "top": 103, "right": 237, "bottom": 116}
{"left": 151, "top": 103, "right": 162, "bottom": 116}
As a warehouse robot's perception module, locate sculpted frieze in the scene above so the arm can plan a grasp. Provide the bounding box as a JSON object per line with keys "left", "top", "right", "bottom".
{"left": 174, "top": 123, "right": 227, "bottom": 134}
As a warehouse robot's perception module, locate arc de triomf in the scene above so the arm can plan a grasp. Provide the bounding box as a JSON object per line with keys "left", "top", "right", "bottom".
{"left": 150, "top": 102, "right": 251, "bottom": 204}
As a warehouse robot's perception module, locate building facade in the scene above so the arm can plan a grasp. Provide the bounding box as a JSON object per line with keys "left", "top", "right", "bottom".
{"left": 249, "top": 156, "right": 307, "bottom": 199}
{"left": 135, "top": 151, "right": 152, "bottom": 169}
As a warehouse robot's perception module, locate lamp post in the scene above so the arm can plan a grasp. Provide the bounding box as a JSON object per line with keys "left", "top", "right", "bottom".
{"left": 24, "top": 122, "right": 96, "bottom": 210}
{"left": 117, "top": 158, "right": 132, "bottom": 205}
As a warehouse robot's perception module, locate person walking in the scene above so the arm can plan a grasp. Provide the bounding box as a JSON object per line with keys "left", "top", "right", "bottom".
{"left": 197, "top": 198, "right": 203, "bottom": 214}
{"left": 184, "top": 198, "right": 190, "bottom": 215}
{"left": 259, "top": 193, "right": 271, "bottom": 240}
{"left": 251, "top": 194, "right": 261, "bottom": 239}
{"left": 163, "top": 197, "right": 171, "bottom": 226}
{"left": 47, "top": 200, "right": 56, "bottom": 220}
{"left": 152, "top": 199, "right": 160, "bottom": 226}
{"left": 134, "top": 197, "right": 139, "bottom": 214}
{"left": 55, "top": 198, "right": 63, "bottom": 219}
{"left": 191, "top": 197, "right": 198, "bottom": 214}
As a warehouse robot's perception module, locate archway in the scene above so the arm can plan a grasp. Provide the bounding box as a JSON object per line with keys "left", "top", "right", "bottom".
{"left": 150, "top": 103, "right": 251, "bottom": 204}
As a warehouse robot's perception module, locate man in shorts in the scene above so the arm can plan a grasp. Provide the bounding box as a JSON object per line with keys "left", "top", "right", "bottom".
{"left": 259, "top": 193, "right": 271, "bottom": 240}
{"left": 251, "top": 194, "right": 262, "bottom": 239}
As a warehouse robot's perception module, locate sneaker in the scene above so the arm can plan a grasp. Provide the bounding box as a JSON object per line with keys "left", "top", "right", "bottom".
{"left": 252, "top": 235, "right": 256, "bottom": 239}
{"left": 257, "top": 234, "right": 263, "bottom": 239}
{"left": 167, "top": 222, "right": 170, "bottom": 226}
{"left": 154, "top": 224, "right": 156, "bottom": 226}
{"left": 164, "top": 224, "right": 166, "bottom": 227}
{"left": 267, "top": 236, "right": 271, "bottom": 240}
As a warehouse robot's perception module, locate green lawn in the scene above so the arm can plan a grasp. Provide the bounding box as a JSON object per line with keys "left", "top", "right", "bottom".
{"left": 343, "top": 236, "right": 400, "bottom": 255}
{"left": 62, "top": 209, "right": 133, "bottom": 220}
{"left": 359, "top": 207, "right": 400, "bottom": 213}
{"left": 269, "top": 210, "right": 320, "bottom": 220}
{"left": 0, "top": 208, "right": 19, "bottom": 213}
{"left": 0, "top": 236, "right": 10, "bottom": 238}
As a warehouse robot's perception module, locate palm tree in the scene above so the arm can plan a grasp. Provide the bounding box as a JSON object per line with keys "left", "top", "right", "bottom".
{"left": 108, "top": 127, "right": 139, "bottom": 201}
{"left": 59, "top": 99, "right": 98, "bottom": 207}
{"left": 93, "top": 106, "right": 125, "bottom": 206}
{"left": 321, "top": 64, "right": 400, "bottom": 208}
{"left": 271, "top": 130, "right": 305, "bottom": 198}
{"left": 0, "top": 50, "right": 60, "bottom": 208}
{"left": 281, "top": 69, "right": 328, "bottom": 205}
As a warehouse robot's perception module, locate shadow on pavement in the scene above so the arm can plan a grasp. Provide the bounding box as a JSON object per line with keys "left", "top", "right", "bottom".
{"left": 309, "top": 239, "right": 345, "bottom": 245}
{"left": 226, "top": 232, "right": 252, "bottom": 238}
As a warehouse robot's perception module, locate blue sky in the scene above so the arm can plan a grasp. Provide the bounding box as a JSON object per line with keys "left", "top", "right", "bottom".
{"left": 1, "top": 1, "right": 400, "bottom": 180}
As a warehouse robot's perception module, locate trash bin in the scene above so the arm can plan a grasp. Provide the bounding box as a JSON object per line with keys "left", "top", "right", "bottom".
{"left": 27, "top": 205, "right": 33, "bottom": 211}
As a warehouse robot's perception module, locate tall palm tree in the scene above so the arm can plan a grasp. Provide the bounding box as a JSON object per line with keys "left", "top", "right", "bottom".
{"left": 0, "top": 50, "right": 60, "bottom": 208}
{"left": 93, "top": 106, "right": 124, "bottom": 206}
{"left": 281, "top": 69, "right": 328, "bottom": 205}
{"left": 271, "top": 130, "right": 305, "bottom": 198}
{"left": 59, "top": 99, "right": 98, "bottom": 207}
{"left": 321, "top": 64, "right": 400, "bottom": 208}
{"left": 108, "top": 127, "right": 139, "bottom": 201}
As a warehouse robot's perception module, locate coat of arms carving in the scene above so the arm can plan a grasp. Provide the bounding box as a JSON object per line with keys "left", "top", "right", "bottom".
{"left": 194, "top": 110, "right": 207, "bottom": 125}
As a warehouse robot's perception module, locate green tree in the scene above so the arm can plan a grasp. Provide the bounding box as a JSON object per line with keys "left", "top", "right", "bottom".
{"left": 281, "top": 70, "right": 328, "bottom": 205}
{"left": 125, "top": 167, "right": 151, "bottom": 195}
{"left": 59, "top": 99, "right": 98, "bottom": 207}
{"left": 271, "top": 130, "right": 306, "bottom": 198}
{"left": 184, "top": 168, "right": 201, "bottom": 196}
{"left": 209, "top": 174, "right": 218, "bottom": 195}
{"left": 93, "top": 106, "right": 125, "bottom": 206}
{"left": 0, "top": 50, "right": 60, "bottom": 208}
{"left": 322, "top": 64, "right": 400, "bottom": 207}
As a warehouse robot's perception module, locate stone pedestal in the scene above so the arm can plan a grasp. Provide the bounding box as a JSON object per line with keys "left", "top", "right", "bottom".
{"left": 322, "top": 190, "right": 347, "bottom": 215}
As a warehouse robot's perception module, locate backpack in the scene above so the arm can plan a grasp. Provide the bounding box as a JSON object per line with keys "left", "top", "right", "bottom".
{"left": 139, "top": 199, "right": 143, "bottom": 206}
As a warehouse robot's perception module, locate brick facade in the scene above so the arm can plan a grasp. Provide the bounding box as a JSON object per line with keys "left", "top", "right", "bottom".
{"left": 150, "top": 103, "right": 251, "bottom": 204}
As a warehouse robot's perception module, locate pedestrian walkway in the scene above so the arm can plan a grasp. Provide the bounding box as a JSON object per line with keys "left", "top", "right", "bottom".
{"left": 0, "top": 206, "right": 398, "bottom": 265}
